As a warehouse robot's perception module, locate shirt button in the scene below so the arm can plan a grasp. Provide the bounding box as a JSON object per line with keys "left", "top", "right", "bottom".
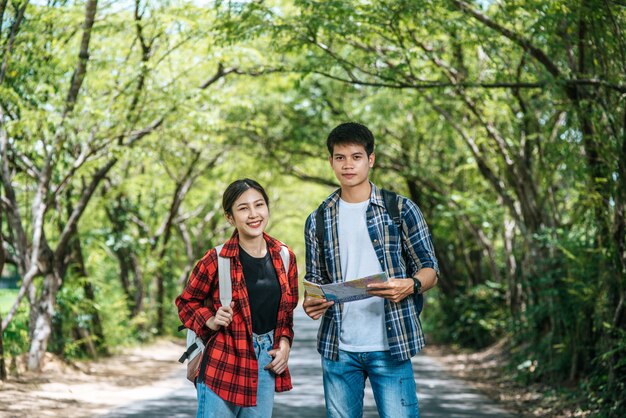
{"left": 387, "top": 327, "right": 392, "bottom": 331}
{"left": 373, "top": 239, "right": 378, "bottom": 243}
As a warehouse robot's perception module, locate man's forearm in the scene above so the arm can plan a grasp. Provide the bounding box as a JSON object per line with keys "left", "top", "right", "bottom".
{"left": 415, "top": 268, "right": 438, "bottom": 293}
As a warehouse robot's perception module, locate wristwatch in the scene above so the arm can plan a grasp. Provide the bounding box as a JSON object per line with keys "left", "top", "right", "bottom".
{"left": 411, "top": 277, "right": 422, "bottom": 295}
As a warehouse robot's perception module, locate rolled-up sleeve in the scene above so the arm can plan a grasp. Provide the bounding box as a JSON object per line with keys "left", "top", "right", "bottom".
{"left": 175, "top": 250, "right": 217, "bottom": 339}
{"left": 401, "top": 198, "right": 439, "bottom": 275}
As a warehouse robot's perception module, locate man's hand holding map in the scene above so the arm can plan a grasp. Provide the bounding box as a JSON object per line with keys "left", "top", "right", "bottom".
{"left": 303, "top": 272, "right": 388, "bottom": 303}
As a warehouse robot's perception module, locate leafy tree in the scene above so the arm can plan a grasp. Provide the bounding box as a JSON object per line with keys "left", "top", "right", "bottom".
{"left": 0, "top": 0, "right": 248, "bottom": 370}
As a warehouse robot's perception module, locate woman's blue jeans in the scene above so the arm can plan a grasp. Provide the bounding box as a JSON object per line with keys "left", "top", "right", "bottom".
{"left": 196, "top": 331, "right": 275, "bottom": 418}
{"left": 322, "top": 349, "right": 420, "bottom": 418}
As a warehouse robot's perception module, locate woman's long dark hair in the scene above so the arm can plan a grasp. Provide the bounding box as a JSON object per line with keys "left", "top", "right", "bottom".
{"left": 222, "top": 178, "right": 270, "bottom": 216}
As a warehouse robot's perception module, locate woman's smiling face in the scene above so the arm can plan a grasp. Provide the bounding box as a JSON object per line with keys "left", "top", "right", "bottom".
{"left": 226, "top": 188, "right": 269, "bottom": 239}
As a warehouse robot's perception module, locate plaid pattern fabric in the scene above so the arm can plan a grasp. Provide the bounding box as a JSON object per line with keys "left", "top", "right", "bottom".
{"left": 304, "top": 182, "right": 439, "bottom": 361}
{"left": 176, "top": 232, "right": 298, "bottom": 407}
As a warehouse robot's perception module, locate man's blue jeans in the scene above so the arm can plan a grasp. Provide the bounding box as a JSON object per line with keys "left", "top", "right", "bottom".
{"left": 322, "top": 349, "right": 420, "bottom": 418}
{"left": 196, "top": 331, "right": 275, "bottom": 418}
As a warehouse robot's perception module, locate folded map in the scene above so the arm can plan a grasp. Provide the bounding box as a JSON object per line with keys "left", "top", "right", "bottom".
{"left": 303, "top": 272, "right": 388, "bottom": 303}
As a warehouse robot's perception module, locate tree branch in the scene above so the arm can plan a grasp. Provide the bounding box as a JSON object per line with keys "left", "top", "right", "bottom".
{"left": 568, "top": 78, "right": 626, "bottom": 94}
{"left": 176, "top": 222, "right": 195, "bottom": 285}
{"left": 54, "top": 158, "right": 117, "bottom": 261}
{"left": 0, "top": 125, "right": 28, "bottom": 271}
{"left": 51, "top": 130, "right": 104, "bottom": 198}
{"left": 451, "top": 0, "right": 562, "bottom": 79}
{"left": 0, "top": 0, "right": 28, "bottom": 85}
{"left": 10, "top": 150, "right": 40, "bottom": 179}
{"left": 0, "top": 0, "right": 9, "bottom": 35}
{"left": 153, "top": 153, "right": 202, "bottom": 246}
{"left": 310, "top": 70, "right": 546, "bottom": 89}
{"left": 126, "top": 63, "right": 273, "bottom": 145}
{"left": 427, "top": 97, "right": 524, "bottom": 226}
{"left": 64, "top": 0, "right": 98, "bottom": 116}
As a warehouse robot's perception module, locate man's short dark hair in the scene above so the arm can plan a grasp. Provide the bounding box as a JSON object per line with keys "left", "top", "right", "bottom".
{"left": 326, "top": 122, "right": 375, "bottom": 156}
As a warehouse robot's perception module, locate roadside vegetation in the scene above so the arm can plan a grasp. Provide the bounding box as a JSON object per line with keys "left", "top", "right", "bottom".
{"left": 1, "top": 1, "right": 624, "bottom": 415}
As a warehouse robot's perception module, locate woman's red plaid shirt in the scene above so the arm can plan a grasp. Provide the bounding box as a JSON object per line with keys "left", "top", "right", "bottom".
{"left": 175, "top": 232, "right": 299, "bottom": 407}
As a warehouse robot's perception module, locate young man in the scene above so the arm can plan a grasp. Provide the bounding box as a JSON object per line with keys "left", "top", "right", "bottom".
{"left": 303, "top": 122, "right": 439, "bottom": 418}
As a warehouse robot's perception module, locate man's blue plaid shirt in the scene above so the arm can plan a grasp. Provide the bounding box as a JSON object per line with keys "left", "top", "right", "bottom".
{"left": 304, "top": 182, "right": 439, "bottom": 361}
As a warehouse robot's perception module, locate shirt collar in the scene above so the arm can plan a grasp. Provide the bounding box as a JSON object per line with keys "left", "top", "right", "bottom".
{"left": 218, "top": 231, "right": 282, "bottom": 258}
{"left": 325, "top": 181, "right": 384, "bottom": 209}
{"left": 369, "top": 182, "right": 385, "bottom": 208}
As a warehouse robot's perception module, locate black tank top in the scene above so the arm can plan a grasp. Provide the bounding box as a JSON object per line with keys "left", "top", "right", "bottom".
{"left": 239, "top": 246, "right": 280, "bottom": 334}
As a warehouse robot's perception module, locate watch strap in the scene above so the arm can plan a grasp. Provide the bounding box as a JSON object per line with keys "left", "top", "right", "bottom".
{"left": 412, "top": 277, "right": 422, "bottom": 294}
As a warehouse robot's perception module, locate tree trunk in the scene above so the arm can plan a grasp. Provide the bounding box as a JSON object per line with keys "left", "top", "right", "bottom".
{"left": 50, "top": 310, "right": 64, "bottom": 356}
{"left": 156, "top": 271, "right": 165, "bottom": 334}
{"left": 0, "top": 188, "right": 6, "bottom": 380}
{"left": 53, "top": 188, "right": 109, "bottom": 356}
{"left": 27, "top": 272, "right": 60, "bottom": 371}
{"left": 105, "top": 193, "right": 144, "bottom": 319}
{"left": 73, "top": 324, "right": 97, "bottom": 358}
{"left": 607, "top": 64, "right": 626, "bottom": 399}
{"left": 404, "top": 178, "right": 458, "bottom": 295}
{"left": 71, "top": 222, "right": 108, "bottom": 355}
{"left": 115, "top": 249, "right": 133, "bottom": 307}
{"left": 503, "top": 217, "right": 520, "bottom": 318}
{"left": 130, "top": 253, "right": 144, "bottom": 318}
{"left": 0, "top": 310, "right": 5, "bottom": 381}
{"left": 83, "top": 280, "right": 108, "bottom": 355}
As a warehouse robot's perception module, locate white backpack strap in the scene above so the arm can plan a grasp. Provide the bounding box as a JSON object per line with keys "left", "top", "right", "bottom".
{"left": 179, "top": 245, "right": 230, "bottom": 366}
{"left": 279, "top": 245, "right": 290, "bottom": 275}
{"left": 215, "top": 244, "right": 231, "bottom": 303}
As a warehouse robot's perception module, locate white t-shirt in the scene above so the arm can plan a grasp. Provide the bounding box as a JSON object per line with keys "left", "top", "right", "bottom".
{"left": 337, "top": 198, "right": 389, "bottom": 352}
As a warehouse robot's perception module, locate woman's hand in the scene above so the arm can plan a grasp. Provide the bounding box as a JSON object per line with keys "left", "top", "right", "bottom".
{"left": 265, "top": 337, "right": 291, "bottom": 375}
{"left": 206, "top": 302, "right": 234, "bottom": 331}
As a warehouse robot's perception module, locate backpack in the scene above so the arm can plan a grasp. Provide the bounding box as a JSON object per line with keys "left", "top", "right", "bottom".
{"left": 178, "top": 243, "right": 290, "bottom": 383}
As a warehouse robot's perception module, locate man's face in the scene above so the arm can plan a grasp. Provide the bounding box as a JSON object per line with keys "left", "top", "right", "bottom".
{"left": 329, "top": 143, "right": 375, "bottom": 188}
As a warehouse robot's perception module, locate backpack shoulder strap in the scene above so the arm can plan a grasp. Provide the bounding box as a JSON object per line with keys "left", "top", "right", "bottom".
{"left": 215, "top": 244, "right": 231, "bottom": 299}
{"left": 279, "top": 245, "right": 290, "bottom": 275}
{"left": 193, "top": 244, "right": 230, "bottom": 382}
{"left": 381, "top": 188, "right": 401, "bottom": 227}
{"left": 178, "top": 245, "right": 228, "bottom": 332}
{"left": 315, "top": 203, "right": 325, "bottom": 250}
{"left": 179, "top": 245, "right": 228, "bottom": 364}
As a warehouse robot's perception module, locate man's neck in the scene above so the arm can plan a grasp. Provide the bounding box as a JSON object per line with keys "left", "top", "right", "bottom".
{"left": 340, "top": 181, "right": 371, "bottom": 203}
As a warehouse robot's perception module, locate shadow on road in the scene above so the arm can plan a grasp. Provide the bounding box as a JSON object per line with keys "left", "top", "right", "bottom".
{"left": 102, "top": 307, "right": 517, "bottom": 418}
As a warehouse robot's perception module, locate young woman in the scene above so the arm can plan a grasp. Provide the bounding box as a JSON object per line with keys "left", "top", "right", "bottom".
{"left": 176, "top": 178, "right": 298, "bottom": 418}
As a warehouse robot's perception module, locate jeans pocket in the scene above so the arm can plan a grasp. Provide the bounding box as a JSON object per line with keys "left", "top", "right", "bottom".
{"left": 399, "top": 377, "right": 419, "bottom": 406}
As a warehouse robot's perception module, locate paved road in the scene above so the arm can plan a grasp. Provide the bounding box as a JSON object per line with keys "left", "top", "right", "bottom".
{"left": 102, "top": 309, "right": 516, "bottom": 417}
